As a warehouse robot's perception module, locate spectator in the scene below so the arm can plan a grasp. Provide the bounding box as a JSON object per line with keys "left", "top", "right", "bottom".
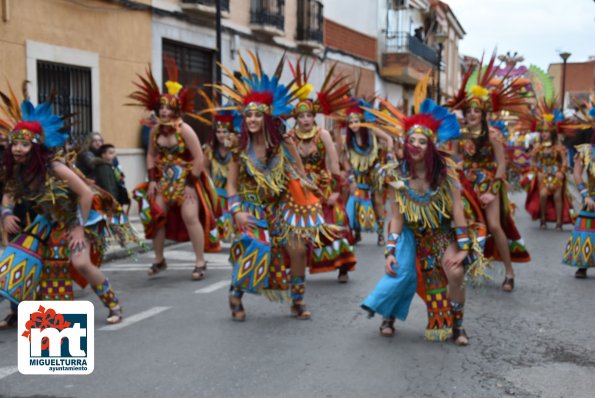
{"left": 96, "top": 144, "right": 130, "bottom": 207}
{"left": 76, "top": 132, "right": 104, "bottom": 179}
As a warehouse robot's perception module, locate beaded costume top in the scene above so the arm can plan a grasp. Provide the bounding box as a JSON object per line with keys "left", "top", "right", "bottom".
{"left": 386, "top": 158, "right": 459, "bottom": 231}
{"left": 204, "top": 145, "right": 231, "bottom": 190}
{"left": 348, "top": 132, "right": 379, "bottom": 187}
{"left": 576, "top": 144, "right": 595, "bottom": 197}
{"left": 297, "top": 128, "right": 332, "bottom": 200}
{"left": 153, "top": 122, "right": 194, "bottom": 204}
{"left": 532, "top": 142, "right": 566, "bottom": 174}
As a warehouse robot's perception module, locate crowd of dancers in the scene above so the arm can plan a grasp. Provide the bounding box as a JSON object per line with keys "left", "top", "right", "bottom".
{"left": 0, "top": 50, "right": 593, "bottom": 347}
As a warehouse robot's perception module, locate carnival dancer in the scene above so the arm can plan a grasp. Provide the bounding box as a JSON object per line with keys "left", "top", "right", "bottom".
{"left": 524, "top": 99, "right": 573, "bottom": 230}
{"left": 129, "top": 59, "right": 221, "bottom": 281}
{"left": 210, "top": 51, "right": 337, "bottom": 321}
{"left": 196, "top": 90, "right": 241, "bottom": 244}
{"left": 360, "top": 97, "right": 487, "bottom": 345}
{"left": 563, "top": 97, "right": 595, "bottom": 278}
{"left": 288, "top": 59, "right": 357, "bottom": 282}
{"left": 0, "top": 84, "right": 138, "bottom": 324}
{"left": 446, "top": 53, "right": 531, "bottom": 292}
{"left": 344, "top": 99, "right": 393, "bottom": 245}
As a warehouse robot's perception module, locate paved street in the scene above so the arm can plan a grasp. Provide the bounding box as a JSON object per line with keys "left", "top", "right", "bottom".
{"left": 1, "top": 193, "right": 594, "bottom": 398}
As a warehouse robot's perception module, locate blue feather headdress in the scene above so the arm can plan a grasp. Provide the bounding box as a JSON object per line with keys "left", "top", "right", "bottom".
{"left": 18, "top": 100, "right": 68, "bottom": 148}
{"left": 208, "top": 50, "right": 296, "bottom": 118}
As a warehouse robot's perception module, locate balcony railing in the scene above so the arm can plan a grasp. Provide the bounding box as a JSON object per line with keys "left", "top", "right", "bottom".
{"left": 180, "top": 0, "right": 230, "bottom": 15}
{"left": 385, "top": 32, "right": 438, "bottom": 65}
{"left": 250, "top": 0, "right": 285, "bottom": 34}
{"left": 296, "top": 0, "right": 323, "bottom": 45}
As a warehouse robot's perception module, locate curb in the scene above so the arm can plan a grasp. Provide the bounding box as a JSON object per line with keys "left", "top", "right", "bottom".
{"left": 103, "top": 239, "right": 179, "bottom": 263}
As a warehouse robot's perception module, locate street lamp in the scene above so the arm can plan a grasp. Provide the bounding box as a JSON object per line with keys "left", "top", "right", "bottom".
{"left": 434, "top": 31, "right": 448, "bottom": 103}
{"left": 559, "top": 51, "right": 571, "bottom": 112}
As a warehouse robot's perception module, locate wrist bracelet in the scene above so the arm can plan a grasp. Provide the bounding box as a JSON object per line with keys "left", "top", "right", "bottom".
{"left": 384, "top": 232, "right": 400, "bottom": 258}
{"left": 229, "top": 195, "right": 241, "bottom": 214}
{"left": 455, "top": 226, "right": 470, "bottom": 251}
{"left": 0, "top": 206, "right": 14, "bottom": 220}
{"left": 186, "top": 172, "right": 200, "bottom": 186}
{"left": 148, "top": 168, "right": 159, "bottom": 182}
{"left": 578, "top": 183, "right": 588, "bottom": 200}
{"left": 490, "top": 179, "right": 503, "bottom": 195}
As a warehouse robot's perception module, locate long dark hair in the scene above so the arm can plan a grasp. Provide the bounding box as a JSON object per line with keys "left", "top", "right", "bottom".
{"left": 463, "top": 108, "right": 490, "bottom": 158}
{"left": 346, "top": 126, "right": 370, "bottom": 151}
{"left": 3, "top": 142, "right": 49, "bottom": 187}
{"left": 238, "top": 113, "right": 282, "bottom": 160}
{"left": 404, "top": 137, "right": 447, "bottom": 189}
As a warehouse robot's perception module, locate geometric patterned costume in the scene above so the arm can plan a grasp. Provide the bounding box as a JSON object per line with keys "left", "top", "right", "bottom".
{"left": 524, "top": 141, "right": 574, "bottom": 225}
{"left": 563, "top": 144, "right": 595, "bottom": 268}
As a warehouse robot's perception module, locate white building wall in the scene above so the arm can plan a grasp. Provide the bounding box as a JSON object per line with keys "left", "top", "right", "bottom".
{"left": 323, "top": 0, "right": 378, "bottom": 37}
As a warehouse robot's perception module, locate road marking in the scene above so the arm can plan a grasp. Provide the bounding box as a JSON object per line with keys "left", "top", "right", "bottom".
{"left": 99, "top": 306, "right": 171, "bottom": 331}
{"left": 195, "top": 280, "right": 229, "bottom": 294}
{"left": 0, "top": 366, "right": 18, "bottom": 380}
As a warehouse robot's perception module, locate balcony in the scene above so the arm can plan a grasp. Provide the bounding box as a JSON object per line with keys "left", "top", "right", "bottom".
{"left": 296, "top": 0, "right": 323, "bottom": 50}
{"left": 180, "top": 0, "right": 229, "bottom": 18}
{"left": 381, "top": 32, "right": 438, "bottom": 85}
{"left": 250, "top": 0, "right": 285, "bottom": 36}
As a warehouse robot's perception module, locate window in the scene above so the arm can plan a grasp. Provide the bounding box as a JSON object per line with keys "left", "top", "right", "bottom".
{"left": 37, "top": 61, "right": 92, "bottom": 148}
{"left": 162, "top": 39, "right": 214, "bottom": 141}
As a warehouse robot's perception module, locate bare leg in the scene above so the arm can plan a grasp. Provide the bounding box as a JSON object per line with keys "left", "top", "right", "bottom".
{"left": 553, "top": 187, "right": 563, "bottom": 229}
{"left": 484, "top": 194, "right": 515, "bottom": 280}
{"left": 539, "top": 188, "right": 548, "bottom": 228}
{"left": 181, "top": 188, "right": 206, "bottom": 280}
{"left": 70, "top": 238, "right": 122, "bottom": 323}
{"left": 153, "top": 193, "right": 168, "bottom": 263}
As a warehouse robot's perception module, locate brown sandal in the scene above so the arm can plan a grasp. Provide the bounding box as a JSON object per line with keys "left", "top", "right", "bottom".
{"left": 453, "top": 327, "right": 469, "bottom": 346}
{"left": 540, "top": 220, "right": 547, "bottom": 230}
{"left": 291, "top": 301, "right": 311, "bottom": 320}
{"left": 147, "top": 259, "right": 167, "bottom": 276}
{"left": 502, "top": 276, "right": 514, "bottom": 292}
{"left": 555, "top": 223, "right": 563, "bottom": 232}
{"left": 191, "top": 262, "right": 207, "bottom": 281}
{"left": 575, "top": 268, "right": 587, "bottom": 279}
{"left": 379, "top": 318, "right": 395, "bottom": 337}
{"left": 337, "top": 269, "right": 349, "bottom": 283}
{"left": 106, "top": 306, "right": 123, "bottom": 325}
{"left": 228, "top": 296, "right": 246, "bottom": 322}
{"left": 377, "top": 233, "right": 385, "bottom": 246}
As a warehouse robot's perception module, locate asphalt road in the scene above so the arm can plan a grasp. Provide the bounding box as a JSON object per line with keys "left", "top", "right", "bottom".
{"left": 1, "top": 192, "right": 594, "bottom": 398}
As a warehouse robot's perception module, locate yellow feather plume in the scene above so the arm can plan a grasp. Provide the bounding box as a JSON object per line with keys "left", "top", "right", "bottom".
{"left": 165, "top": 80, "right": 183, "bottom": 96}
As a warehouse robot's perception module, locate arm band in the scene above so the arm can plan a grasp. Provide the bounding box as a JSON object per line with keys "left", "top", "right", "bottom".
{"left": 578, "top": 183, "right": 588, "bottom": 200}
{"left": 0, "top": 206, "right": 14, "bottom": 220}
{"left": 384, "top": 232, "right": 400, "bottom": 258}
{"left": 455, "top": 226, "right": 470, "bottom": 251}
{"left": 229, "top": 195, "right": 241, "bottom": 214}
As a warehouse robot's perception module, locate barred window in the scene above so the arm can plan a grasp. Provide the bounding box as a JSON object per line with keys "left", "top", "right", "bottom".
{"left": 162, "top": 39, "right": 214, "bottom": 141}
{"left": 37, "top": 61, "right": 92, "bottom": 148}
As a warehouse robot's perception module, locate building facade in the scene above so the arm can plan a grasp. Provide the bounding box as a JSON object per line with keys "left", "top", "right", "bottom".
{"left": 1, "top": 0, "right": 465, "bottom": 208}
{"left": 548, "top": 57, "right": 595, "bottom": 112}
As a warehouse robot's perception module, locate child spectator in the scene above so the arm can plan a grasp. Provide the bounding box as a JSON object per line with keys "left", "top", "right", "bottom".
{"left": 97, "top": 144, "right": 130, "bottom": 207}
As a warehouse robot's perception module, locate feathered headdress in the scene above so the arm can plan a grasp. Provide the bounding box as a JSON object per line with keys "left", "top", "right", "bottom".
{"left": 209, "top": 50, "right": 295, "bottom": 117}
{"left": 192, "top": 89, "right": 242, "bottom": 132}
{"left": 0, "top": 82, "right": 68, "bottom": 149}
{"left": 288, "top": 57, "right": 355, "bottom": 117}
{"left": 445, "top": 51, "right": 527, "bottom": 114}
{"left": 361, "top": 75, "right": 460, "bottom": 143}
{"left": 530, "top": 97, "right": 564, "bottom": 132}
{"left": 128, "top": 56, "right": 196, "bottom": 115}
